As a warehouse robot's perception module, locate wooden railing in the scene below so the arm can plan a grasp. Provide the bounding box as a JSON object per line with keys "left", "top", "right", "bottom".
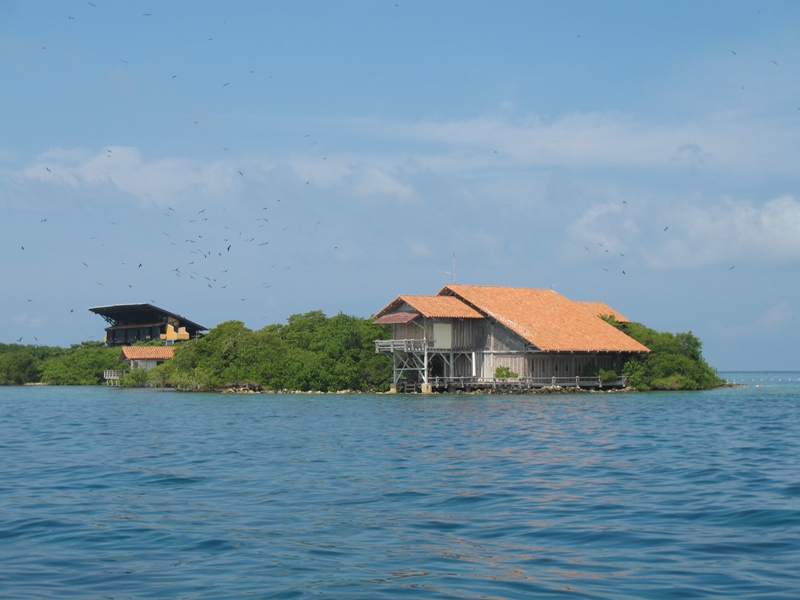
{"left": 375, "top": 339, "right": 427, "bottom": 353}
{"left": 104, "top": 370, "right": 124, "bottom": 387}
{"left": 425, "top": 375, "right": 628, "bottom": 390}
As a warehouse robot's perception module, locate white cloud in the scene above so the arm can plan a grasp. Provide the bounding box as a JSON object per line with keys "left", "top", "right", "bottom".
{"left": 351, "top": 164, "right": 414, "bottom": 201}
{"left": 712, "top": 301, "right": 793, "bottom": 340}
{"left": 340, "top": 109, "right": 800, "bottom": 176}
{"left": 567, "top": 194, "right": 800, "bottom": 269}
{"left": 755, "top": 301, "right": 792, "bottom": 332}
{"left": 648, "top": 195, "right": 800, "bottom": 268}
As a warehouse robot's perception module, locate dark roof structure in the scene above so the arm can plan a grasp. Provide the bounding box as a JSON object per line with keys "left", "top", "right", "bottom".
{"left": 88, "top": 303, "right": 207, "bottom": 346}
{"left": 89, "top": 303, "right": 206, "bottom": 330}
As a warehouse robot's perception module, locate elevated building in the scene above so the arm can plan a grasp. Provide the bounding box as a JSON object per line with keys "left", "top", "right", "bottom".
{"left": 89, "top": 303, "right": 207, "bottom": 346}
{"left": 374, "top": 284, "right": 649, "bottom": 393}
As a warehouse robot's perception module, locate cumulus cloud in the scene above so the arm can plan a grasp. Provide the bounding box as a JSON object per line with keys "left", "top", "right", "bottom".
{"left": 340, "top": 109, "right": 800, "bottom": 175}
{"left": 647, "top": 195, "right": 800, "bottom": 268}
{"left": 713, "top": 300, "right": 793, "bottom": 340}
{"left": 25, "top": 146, "right": 235, "bottom": 204}
{"left": 755, "top": 301, "right": 792, "bottom": 332}
{"left": 567, "top": 193, "right": 800, "bottom": 269}
{"left": 22, "top": 144, "right": 421, "bottom": 207}
{"left": 566, "top": 202, "right": 626, "bottom": 253}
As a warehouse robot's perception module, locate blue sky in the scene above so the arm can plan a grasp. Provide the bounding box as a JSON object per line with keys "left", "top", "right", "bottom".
{"left": 2, "top": 1, "right": 799, "bottom": 370}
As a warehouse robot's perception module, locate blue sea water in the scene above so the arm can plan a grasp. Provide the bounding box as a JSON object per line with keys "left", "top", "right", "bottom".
{"left": 1, "top": 376, "right": 800, "bottom": 599}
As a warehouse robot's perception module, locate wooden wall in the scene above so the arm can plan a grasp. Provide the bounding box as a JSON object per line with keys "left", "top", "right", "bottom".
{"left": 390, "top": 314, "right": 625, "bottom": 380}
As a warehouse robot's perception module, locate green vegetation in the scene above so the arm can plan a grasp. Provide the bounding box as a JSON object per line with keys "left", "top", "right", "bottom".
{"left": 1, "top": 311, "right": 723, "bottom": 393}
{"left": 0, "top": 341, "right": 120, "bottom": 386}
{"left": 147, "top": 312, "right": 391, "bottom": 392}
{"left": 494, "top": 366, "right": 518, "bottom": 379}
{"left": 602, "top": 317, "right": 724, "bottom": 391}
{"left": 39, "top": 342, "right": 122, "bottom": 385}
{"left": 581, "top": 363, "right": 622, "bottom": 383}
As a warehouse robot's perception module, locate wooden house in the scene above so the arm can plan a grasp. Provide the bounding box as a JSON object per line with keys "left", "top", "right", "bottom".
{"left": 373, "top": 284, "right": 649, "bottom": 392}
{"left": 89, "top": 303, "right": 207, "bottom": 346}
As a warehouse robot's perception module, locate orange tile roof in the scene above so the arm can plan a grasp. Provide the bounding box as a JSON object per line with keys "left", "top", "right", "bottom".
{"left": 400, "top": 295, "right": 484, "bottom": 318}
{"left": 374, "top": 295, "right": 483, "bottom": 320}
{"left": 118, "top": 346, "right": 175, "bottom": 361}
{"left": 440, "top": 284, "right": 648, "bottom": 353}
{"left": 577, "top": 301, "right": 631, "bottom": 323}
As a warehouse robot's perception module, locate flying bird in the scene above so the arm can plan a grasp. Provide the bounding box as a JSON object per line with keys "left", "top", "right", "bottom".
{"left": 663, "top": 226, "right": 669, "bottom": 231}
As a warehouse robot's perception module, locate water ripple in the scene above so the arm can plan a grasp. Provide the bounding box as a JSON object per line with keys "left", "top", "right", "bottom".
{"left": 1, "top": 381, "right": 800, "bottom": 598}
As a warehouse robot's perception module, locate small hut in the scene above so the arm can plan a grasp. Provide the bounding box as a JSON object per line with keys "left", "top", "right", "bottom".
{"left": 118, "top": 346, "right": 175, "bottom": 371}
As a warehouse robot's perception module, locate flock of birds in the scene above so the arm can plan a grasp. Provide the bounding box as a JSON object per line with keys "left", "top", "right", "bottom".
{"left": 10, "top": 6, "right": 793, "bottom": 345}
{"left": 577, "top": 211, "right": 736, "bottom": 278}
{"left": 13, "top": 7, "right": 352, "bottom": 345}
{"left": 15, "top": 182, "right": 335, "bottom": 345}
{"left": 577, "top": 44, "right": 797, "bottom": 279}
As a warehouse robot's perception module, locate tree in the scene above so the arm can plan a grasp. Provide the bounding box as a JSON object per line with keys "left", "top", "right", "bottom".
{"left": 607, "top": 320, "right": 723, "bottom": 391}
{"left": 39, "top": 341, "right": 121, "bottom": 385}
{"left": 152, "top": 312, "right": 392, "bottom": 392}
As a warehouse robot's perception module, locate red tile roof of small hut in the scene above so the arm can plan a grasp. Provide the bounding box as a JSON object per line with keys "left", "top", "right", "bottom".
{"left": 118, "top": 346, "right": 175, "bottom": 361}
{"left": 438, "top": 284, "right": 648, "bottom": 353}
{"left": 374, "top": 295, "right": 483, "bottom": 320}
{"left": 373, "top": 312, "right": 420, "bottom": 324}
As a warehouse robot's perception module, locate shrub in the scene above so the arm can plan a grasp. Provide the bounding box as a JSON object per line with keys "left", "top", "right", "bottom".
{"left": 495, "top": 366, "right": 518, "bottom": 379}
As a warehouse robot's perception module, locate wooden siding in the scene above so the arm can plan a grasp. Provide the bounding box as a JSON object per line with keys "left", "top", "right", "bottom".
{"left": 488, "top": 323, "right": 527, "bottom": 353}
{"left": 529, "top": 353, "right": 618, "bottom": 378}
{"left": 394, "top": 322, "right": 423, "bottom": 340}
{"left": 385, "top": 314, "right": 629, "bottom": 382}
